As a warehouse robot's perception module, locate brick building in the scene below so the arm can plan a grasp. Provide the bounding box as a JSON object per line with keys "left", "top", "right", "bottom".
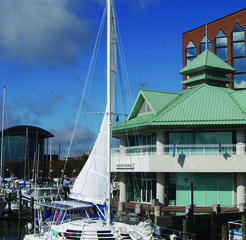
{"left": 182, "top": 8, "right": 246, "bottom": 90}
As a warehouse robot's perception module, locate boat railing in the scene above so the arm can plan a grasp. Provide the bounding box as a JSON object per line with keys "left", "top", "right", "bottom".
{"left": 155, "top": 225, "right": 196, "bottom": 240}
{"left": 228, "top": 220, "right": 243, "bottom": 239}
{"left": 112, "top": 144, "right": 238, "bottom": 156}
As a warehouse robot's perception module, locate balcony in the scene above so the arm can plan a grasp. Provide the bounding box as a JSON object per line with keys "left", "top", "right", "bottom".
{"left": 111, "top": 144, "right": 246, "bottom": 172}
{"left": 112, "top": 144, "right": 238, "bottom": 157}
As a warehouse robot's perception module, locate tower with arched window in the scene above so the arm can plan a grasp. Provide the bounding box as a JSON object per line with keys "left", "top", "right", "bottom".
{"left": 182, "top": 8, "right": 246, "bottom": 90}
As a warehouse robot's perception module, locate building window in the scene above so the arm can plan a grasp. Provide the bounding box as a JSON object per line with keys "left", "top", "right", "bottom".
{"left": 216, "top": 30, "right": 227, "bottom": 62}
{"left": 127, "top": 173, "right": 156, "bottom": 203}
{"left": 200, "top": 35, "right": 211, "bottom": 52}
{"left": 186, "top": 41, "right": 196, "bottom": 65}
{"left": 128, "top": 133, "right": 156, "bottom": 146}
{"left": 232, "top": 23, "right": 245, "bottom": 89}
{"left": 175, "top": 173, "right": 233, "bottom": 207}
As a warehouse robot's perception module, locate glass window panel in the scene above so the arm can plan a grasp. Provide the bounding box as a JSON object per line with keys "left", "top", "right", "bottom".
{"left": 193, "top": 173, "right": 205, "bottom": 180}
{"left": 204, "top": 132, "right": 218, "bottom": 144}
{"left": 176, "top": 179, "right": 190, "bottom": 206}
{"left": 179, "top": 173, "right": 192, "bottom": 180}
{"left": 169, "top": 173, "right": 176, "bottom": 180}
{"left": 220, "top": 173, "right": 232, "bottom": 180}
{"left": 216, "top": 48, "right": 227, "bottom": 61}
{"left": 218, "top": 132, "right": 232, "bottom": 144}
{"left": 152, "top": 134, "right": 156, "bottom": 144}
{"left": 205, "top": 179, "right": 218, "bottom": 206}
{"left": 186, "top": 47, "right": 196, "bottom": 57}
{"left": 205, "top": 173, "right": 218, "bottom": 180}
{"left": 234, "top": 58, "right": 245, "bottom": 72}
{"left": 216, "top": 37, "right": 227, "bottom": 47}
{"left": 233, "top": 31, "right": 245, "bottom": 41}
{"left": 167, "top": 178, "right": 176, "bottom": 205}
{"left": 194, "top": 132, "right": 204, "bottom": 144}
{"left": 194, "top": 180, "right": 205, "bottom": 206}
{"left": 233, "top": 42, "right": 245, "bottom": 57}
{"left": 234, "top": 74, "right": 246, "bottom": 89}
{"left": 200, "top": 42, "right": 211, "bottom": 52}
{"left": 233, "top": 23, "right": 244, "bottom": 32}
{"left": 217, "top": 30, "right": 226, "bottom": 38}
{"left": 201, "top": 36, "right": 211, "bottom": 43}
{"left": 187, "top": 41, "right": 196, "bottom": 48}
{"left": 178, "top": 132, "right": 191, "bottom": 144}
{"left": 169, "top": 133, "right": 176, "bottom": 144}
{"left": 219, "top": 180, "right": 232, "bottom": 206}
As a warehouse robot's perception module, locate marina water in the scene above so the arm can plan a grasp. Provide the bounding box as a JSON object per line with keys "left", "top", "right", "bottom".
{"left": 0, "top": 219, "right": 27, "bottom": 240}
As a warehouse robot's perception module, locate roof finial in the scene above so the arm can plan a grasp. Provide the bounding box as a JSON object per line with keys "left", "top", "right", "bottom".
{"left": 206, "top": 23, "right": 208, "bottom": 50}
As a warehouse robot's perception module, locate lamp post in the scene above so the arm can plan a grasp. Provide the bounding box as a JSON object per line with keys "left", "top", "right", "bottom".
{"left": 184, "top": 178, "right": 194, "bottom": 217}
{"left": 72, "top": 169, "right": 76, "bottom": 178}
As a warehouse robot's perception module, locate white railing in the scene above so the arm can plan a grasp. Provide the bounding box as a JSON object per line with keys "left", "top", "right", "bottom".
{"left": 111, "top": 144, "right": 238, "bottom": 156}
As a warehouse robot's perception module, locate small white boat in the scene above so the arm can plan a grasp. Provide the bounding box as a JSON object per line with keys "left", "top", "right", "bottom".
{"left": 228, "top": 220, "right": 243, "bottom": 240}
{"left": 24, "top": 201, "right": 154, "bottom": 240}
{"left": 22, "top": 187, "right": 61, "bottom": 203}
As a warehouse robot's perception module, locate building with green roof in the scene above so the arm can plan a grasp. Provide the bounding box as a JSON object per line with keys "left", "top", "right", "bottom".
{"left": 112, "top": 49, "right": 246, "bottom": 210}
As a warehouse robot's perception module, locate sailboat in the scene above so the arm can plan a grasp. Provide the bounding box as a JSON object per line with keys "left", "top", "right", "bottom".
{"left": 24, "top": 0, "right": 156, "bottom": 239}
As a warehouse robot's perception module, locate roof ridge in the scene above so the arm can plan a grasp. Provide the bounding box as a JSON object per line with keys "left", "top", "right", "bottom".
{"left": 152, "top": 84, "right": 246, "bottom": 125}
{"left": 229, "top": 91, "right": 246, "bottom": 114}
{"left": 207, "top": 86, "right": 245, "bottom": 116}
{"left": 141, "top": 89, "right": 179, "bottom": 95}
{"left": 151, "top": 85, "right": 204, "bottom": 120}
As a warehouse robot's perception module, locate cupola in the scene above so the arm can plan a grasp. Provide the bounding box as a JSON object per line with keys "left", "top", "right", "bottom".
{"left": 179, "top": 49, "right": 236, "bottom": 87}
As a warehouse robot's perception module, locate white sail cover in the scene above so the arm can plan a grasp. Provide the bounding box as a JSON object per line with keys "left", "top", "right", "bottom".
{"left": 70, "top": 1, "right": 117, "bottom": 205}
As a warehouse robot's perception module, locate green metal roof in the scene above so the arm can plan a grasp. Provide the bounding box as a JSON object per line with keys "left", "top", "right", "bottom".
{"left": 113, "top": 85, "right": 246, "bottom": 134}
{"left": 150, "top": 84, "right": 246, "bottom": 127}
{"left": 128, "top": 89, "right": 178, "bottom": 119}
{"left": 112, "top": 49, "right": 245, "bottom": 136}
{"left": 179, "top": 49, "right": 236, "bottom": 75}
{"left": 230, "top": 89, "right": 246, "bottom": 113}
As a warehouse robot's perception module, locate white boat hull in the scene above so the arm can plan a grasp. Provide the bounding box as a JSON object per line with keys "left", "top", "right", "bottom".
{"left": 24, "top": 218, "right": 154, "bottom": 240}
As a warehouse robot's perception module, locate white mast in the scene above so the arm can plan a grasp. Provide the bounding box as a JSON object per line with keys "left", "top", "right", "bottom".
{"left": 106, "top": 0, "right": 112, "bottom": 225}
{"left": 1, "top": 86, "right": 6, "bottom": 179}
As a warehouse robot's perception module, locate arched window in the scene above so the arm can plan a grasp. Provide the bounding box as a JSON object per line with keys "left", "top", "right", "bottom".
{"left": 200, "top": 35, "right": 211, "bottom": 52}
{"left": 232, "top": 23, "right": 245, "bottom": 89}
{"left": 186, "top": 41, "right": 196, "bottom": 65}
{"left": 216, "top": 30, "right": 227, "bottom": 62}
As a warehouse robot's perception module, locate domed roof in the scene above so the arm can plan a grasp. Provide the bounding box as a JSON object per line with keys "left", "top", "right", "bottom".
{"left": 1, "top": 125, "right": 54, "bottom": 139}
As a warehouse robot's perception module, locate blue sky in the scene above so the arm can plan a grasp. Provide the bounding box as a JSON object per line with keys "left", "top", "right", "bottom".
{"left": 0, "top": 0, "right": 245, "bottom": 158}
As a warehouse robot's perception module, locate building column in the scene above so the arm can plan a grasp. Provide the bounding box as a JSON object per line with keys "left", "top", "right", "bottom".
{"left": 156, "top": 172, "right": 165, "bottom": 205}
{"left": 237, "top": 173, "right": 246, "bottom": 207}
{"left": 119, "top": 172, "right": 127, "bottom": 202}
{"left": 156, "top": 131, "right": 165, "bottom": 155}
{"left": 119, "top": 135, "right": 127, "bottom": 156}
{"left": 236, "top": 130, "right": 245, "bottom": 154}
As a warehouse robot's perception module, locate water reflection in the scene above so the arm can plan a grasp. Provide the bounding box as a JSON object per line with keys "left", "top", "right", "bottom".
{"left": 0, "top": 219, "right": 26, "bottom": 240}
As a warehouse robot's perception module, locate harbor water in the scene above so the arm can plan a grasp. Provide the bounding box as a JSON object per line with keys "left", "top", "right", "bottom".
{"left": 0, "top": 219, "right": 27, "bottom": 240}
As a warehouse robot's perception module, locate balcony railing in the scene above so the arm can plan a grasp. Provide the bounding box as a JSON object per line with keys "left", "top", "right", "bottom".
{"left": 111, "top": 144, "right": 238, "bottom": 156}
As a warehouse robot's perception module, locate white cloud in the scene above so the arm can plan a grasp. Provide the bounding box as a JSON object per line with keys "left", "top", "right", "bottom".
{"left": 0, "top": 0, "right": 94, "bottom": 68}
{"left": 51, "top": 123, "right": 96, "bottom": 158}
